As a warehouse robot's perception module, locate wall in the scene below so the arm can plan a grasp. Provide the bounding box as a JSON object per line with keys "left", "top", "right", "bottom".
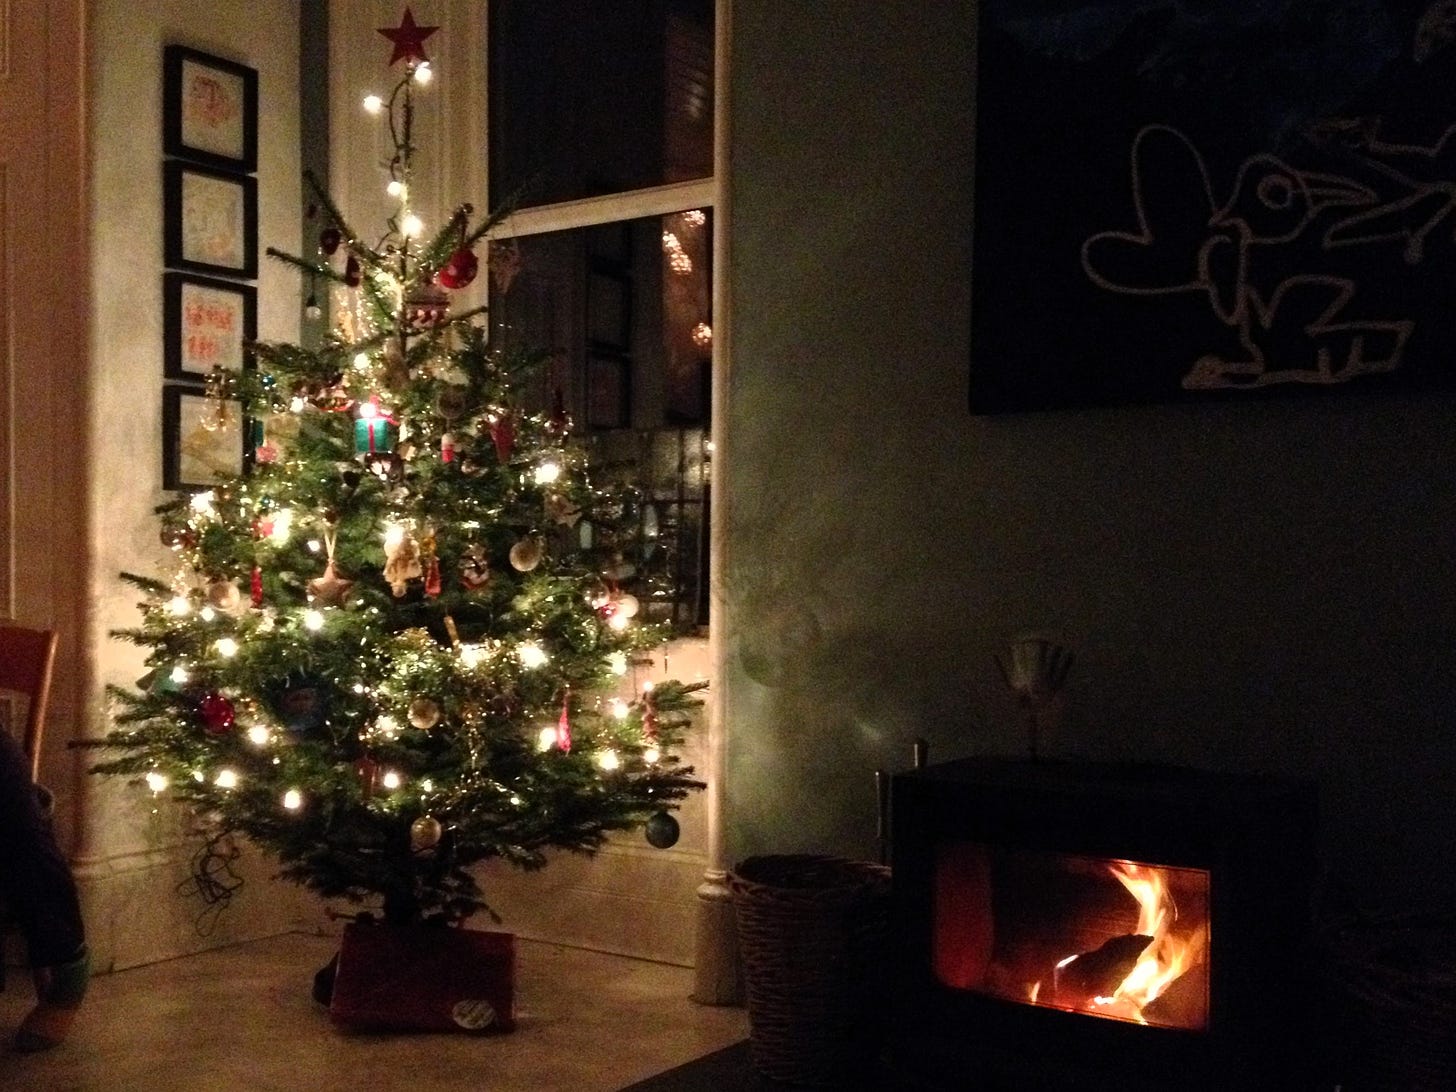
{"left": 79, "top": 0, "right": 320, "bottom": 972}
{"left": 719, "top": 0, "right": 1456, "bottom": 914}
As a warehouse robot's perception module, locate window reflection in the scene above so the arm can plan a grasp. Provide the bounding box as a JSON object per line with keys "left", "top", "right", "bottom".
{"left": 488, "top": 0, "right": 715, "bottom": 206}
{"left": 488, "top": 211, "right": 712, "bottom": 429}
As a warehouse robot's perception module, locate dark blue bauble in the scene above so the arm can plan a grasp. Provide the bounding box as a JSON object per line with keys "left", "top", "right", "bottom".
{"left": 644, "top": 810, "right": 680, "bottom": 849}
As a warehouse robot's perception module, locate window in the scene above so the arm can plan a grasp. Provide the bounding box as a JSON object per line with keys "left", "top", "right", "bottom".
{"left": 486, "top": 0, "right": 716, "bottom": 627}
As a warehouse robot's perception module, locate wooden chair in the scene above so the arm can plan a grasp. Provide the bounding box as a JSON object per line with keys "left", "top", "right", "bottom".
{"left": 0, "top": 624, "right": 57, "bottom": 990}
{"left": 0, "top": 624, "right": 56, "bottom": 782}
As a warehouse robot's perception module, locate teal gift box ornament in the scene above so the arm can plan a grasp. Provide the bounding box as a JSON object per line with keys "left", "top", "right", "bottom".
{"left": 354, "top": 397, "right": 398, "bottom": 458}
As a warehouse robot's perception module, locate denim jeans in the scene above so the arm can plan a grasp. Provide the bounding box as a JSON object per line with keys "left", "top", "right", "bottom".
{"left": 0, "top": 729, "right": 85, "bottom": 967}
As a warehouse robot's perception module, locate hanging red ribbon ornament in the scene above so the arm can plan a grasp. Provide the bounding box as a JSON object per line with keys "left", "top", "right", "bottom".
{"left": 251, "top": 566, "right": 264, "bottom": 608}
{"left": 489, "top": 413, "right": 515, "bottom": 464}
{"left": 556, "top": 692, "right": 572, "bottom": 753}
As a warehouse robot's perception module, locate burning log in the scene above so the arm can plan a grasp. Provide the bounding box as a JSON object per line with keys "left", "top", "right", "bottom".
{"left": 1051, "top": 933, "right": 1153, "bottom": 1008}
{"left": 1141, "top": 959, "right": 1209, "bottom": 1028}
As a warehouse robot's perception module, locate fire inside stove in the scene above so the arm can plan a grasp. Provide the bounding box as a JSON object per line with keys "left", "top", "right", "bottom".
{"left": 932, "top": 843, "right": 1211, "bottom": 1032}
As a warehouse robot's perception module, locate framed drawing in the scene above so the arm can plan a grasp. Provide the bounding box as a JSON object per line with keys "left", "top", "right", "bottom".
{"left": 586, "top": 353, "right": 631, "bottom": 429}
{"left": 969, "top": 2, "right": 1456, "bottom": 412}
{"left": 163, "top": 386, "right": 250, "bottom": 490}
{"left": 163, "top": 45, "right": 258, "bottom": 172}
{"left": 164, "top": 161, "right": 258, "bottom": 278}
{"left": 164, "top": 273, "right": 256, "bottom": 381}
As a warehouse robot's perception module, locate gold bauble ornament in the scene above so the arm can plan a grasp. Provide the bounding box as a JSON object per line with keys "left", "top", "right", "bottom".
{"left": 410, "top": 815, "right": 443, "bottom": 852}
{"left": 509, "top": 536, "right": 543, "bottom": 572}
{"left": 408, "top": 697, "right": 441, "bottom": 730}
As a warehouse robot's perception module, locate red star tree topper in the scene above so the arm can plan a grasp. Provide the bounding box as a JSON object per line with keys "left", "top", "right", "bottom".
{"left": 378, "top": 7, "right": 439, "bottom": 67}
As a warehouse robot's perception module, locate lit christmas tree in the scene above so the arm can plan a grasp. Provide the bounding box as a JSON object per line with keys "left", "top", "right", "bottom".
{"left": 93, "top": 10, "right": 703, "bottom": 928}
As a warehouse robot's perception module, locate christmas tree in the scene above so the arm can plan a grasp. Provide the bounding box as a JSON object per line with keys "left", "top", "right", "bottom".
{"left": 92, "top": 10, "right": 703, "bottom": 927}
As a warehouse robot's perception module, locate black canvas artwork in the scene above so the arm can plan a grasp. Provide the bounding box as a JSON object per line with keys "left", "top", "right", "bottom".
{"left": 970, "top": 0, "right": 1456, "bottom": 412}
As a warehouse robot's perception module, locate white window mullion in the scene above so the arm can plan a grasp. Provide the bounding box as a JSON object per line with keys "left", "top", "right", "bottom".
{"left": 488, "top": 178, "right": 717, "bottom": 241}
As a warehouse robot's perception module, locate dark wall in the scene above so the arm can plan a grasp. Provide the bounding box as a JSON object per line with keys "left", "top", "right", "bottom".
{"left": 720, "top": 0, "right": 1456, "bottom": 913}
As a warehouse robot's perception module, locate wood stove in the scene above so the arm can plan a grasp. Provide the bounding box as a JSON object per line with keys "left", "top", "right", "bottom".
{"left": 889, "top": 757, "right": 1318, "bottom": 1090}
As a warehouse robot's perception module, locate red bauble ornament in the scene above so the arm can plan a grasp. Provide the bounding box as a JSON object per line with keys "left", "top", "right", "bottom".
{"left": 436, "top": 247, "right": 478, "bottom": 290}
{"left": 319, "top": 227, "right": 342, "bottom": 255}
{"left": 199, "top": 692, "right": 236, "bottom": 735}
{"left": 250, "top": 566, "right": 264, "bottom": 608}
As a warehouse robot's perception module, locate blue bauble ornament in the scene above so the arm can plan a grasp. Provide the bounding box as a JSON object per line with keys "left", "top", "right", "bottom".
{"left": 644, "top": 810, "right": 680, "bottom": 849}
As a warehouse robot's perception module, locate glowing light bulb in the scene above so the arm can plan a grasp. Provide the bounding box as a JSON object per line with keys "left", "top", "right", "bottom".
{"left": 166, "top": 595, "right": 191, "bottom": 616}
{"left": 459, "top": 644, "right": 483, "bottom": 669}
{"left": 283, "top": 789, "right": 303, "bottom": 810}
{"left": 381, "top": 770, "right": 402, "bottom": 790}
{"left": 533, "top": 460, "right": 562, "bottom": 485}
{"left": 609, "top": 699, "right": 629, "bottom": 720}
{"left": 307, "top": 538, "right": 321, "bottom": 553}
{"left": 353, "top": 351, "right": 371, "bottom": 371}
{"left": 387, "top": 179, "right": 405, "bottom": 198}
{"left": 145, "top": 771, "right": 169, "bottom": 792}
{"left": 642, "top": 680, "right": 656, "bottom": 694}
{"left": 246, "top": 725, "right": 271, "bottom": 746}
{"left": 400, "top": 213, "right": 423, "bottom": 238}
{"left": 303, "top": 609, "right": 325, "bottom": 632}
{"left": 190, "top": 491, "right": 216, "bottom": 516}
{"left": 289, "top": 395, "right": 306, "bottom": 413}
{"left": 420, "top": 779, "right": 434, "bottom": 793}
{"left": 606, "top": 651, "right": 628, "bottom": 676}
{"left": 413, "top": 62, "right": 433, "bottom": 85}
{"left": 199, "top": 606, "right": 217, "bottom": 623}
{"left": 598, "top": 750, "right": 621, "bottom": 772}
{"left": 269, "top": 508, "right": 294, "bottom": 543}
{"left": 375, "top": 715, "right": 400, "bottom": 739}
{"left": 691, "top": 322, "right": 713, "bottom": 347}
{"left": 537, "top": 726, "right": 558, "bottom": 751}
{"left": 643, "top": 746, "right": 661, "bottom": 765}
{"left": 383, "top": 523, "right": 406, "bottom": 550}
{"left": 215, "top": 768, "right": 239, "bottom": 790}
{"left": 215, "top": 637, "right": 239, "bottom": 658}
{"left": 608, "top": 611, "right": 630, "bottom": 632}
{"left": 363, "top": 93, "right": 383, "bottom": 114}
{"left": 517, "top": 642, "right": 548, "bottom": 670}
{"left": 509, "top": 794, "right": 522, "bottom": 806}
{"left": 170, "top": 665, "right": 190, "bottom": 685}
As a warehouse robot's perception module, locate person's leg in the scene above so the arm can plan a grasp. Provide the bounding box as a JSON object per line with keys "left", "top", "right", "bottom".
{"left": 0, "top": 728, "right": 88, "bottom": 1050}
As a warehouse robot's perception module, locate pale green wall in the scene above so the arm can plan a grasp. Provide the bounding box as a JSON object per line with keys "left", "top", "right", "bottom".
{"left": 82, "top": 0, "right": 319, "bottom": 970}
{"left": 720, "top": 0, "right": 1456, "bottom": 912}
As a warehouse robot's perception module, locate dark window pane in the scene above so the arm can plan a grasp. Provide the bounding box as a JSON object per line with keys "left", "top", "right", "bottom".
{"left": 489, "top": 210, "right": 713, "bottom": 429}
{"left": 489, "top": 0, "right": 715, "bottom": 206}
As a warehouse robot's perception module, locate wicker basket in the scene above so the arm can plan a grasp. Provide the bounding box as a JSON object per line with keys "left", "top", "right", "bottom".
{"left": 729, "top": 855, "right": 892, "bottom": 1087}
{"left": 1321, "top": 913, "right": 1456, "bottom": 1091}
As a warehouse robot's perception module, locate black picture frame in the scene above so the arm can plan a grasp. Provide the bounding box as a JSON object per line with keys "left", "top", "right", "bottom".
{"left": 164, "top": 272, "right": 257, "bottom": 381}
{"left": 164, "top": 161, "right": 258, "bottom": 279}
{"left": 163, "top": 45, "right": 258, "bottom": 172}
{"left": 586, "top": 353, "right": 631, "bottom": 430}
{"left": 163, "top": 386, "right": 251, "bottom": 491}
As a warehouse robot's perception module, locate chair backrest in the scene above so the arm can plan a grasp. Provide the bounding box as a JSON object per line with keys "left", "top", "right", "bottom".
{"left": 0, "top": 624, "right": 57, "bottom": 782}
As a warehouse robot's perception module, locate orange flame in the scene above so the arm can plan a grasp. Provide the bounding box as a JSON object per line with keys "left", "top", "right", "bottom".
{"left": 1096, "top": 862, "right": 1206, "bottom": 1024}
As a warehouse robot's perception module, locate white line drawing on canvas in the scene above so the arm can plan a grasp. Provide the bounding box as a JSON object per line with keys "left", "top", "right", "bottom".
{"left": 1082, "top": 124, "right": 1415, "bottom": 391}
